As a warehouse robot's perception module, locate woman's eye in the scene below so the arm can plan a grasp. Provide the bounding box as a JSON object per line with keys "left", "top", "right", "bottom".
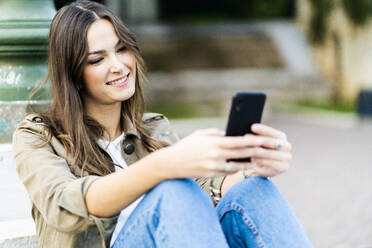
{"left": 118, "top": 46, "right": 127, "bottom": 52}
{"left": 88, "top": 58, "right": 103, "bottom": 65}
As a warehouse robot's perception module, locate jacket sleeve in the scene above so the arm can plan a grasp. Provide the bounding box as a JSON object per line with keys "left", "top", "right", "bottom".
{"left": 143, "top": 113, "right": 226, "bottom": 204}
{"left": 12, "top": 120, "right": 117, "bottom": 234}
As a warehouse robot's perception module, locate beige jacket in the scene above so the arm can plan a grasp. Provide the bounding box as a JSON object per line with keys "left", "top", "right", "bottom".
{"left": 12, "top": 113, "right": 225, "bottom": 248}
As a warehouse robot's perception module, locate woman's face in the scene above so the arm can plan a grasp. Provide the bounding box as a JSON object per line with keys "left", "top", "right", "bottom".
{"left": 82, "top": 19, "right": 136, "bottom": 108}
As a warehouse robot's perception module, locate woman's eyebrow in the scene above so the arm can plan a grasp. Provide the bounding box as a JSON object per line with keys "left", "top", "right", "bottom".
{"left": 88, "top": 40, "right": 121, "bottom": 55}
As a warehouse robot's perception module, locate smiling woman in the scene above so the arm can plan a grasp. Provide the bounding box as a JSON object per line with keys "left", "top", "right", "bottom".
{"left": 83, "top": 19, "right": 137, "bottom": 140}
{"left": 12, "top": 1, "right": 313, "bottom": 248}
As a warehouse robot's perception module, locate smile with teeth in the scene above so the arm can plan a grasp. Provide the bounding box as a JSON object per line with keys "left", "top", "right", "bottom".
{"left": 106, "top": 73, "right": 129, "bottom": 86}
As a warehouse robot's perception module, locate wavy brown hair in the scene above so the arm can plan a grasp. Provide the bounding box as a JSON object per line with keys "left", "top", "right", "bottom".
{"left": 31, "top": 0, "right": 167, "bottom": 176}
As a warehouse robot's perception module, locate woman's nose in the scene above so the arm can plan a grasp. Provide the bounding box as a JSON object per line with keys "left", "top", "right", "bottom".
{"left": 109, "top": 55, "right": 125, "bottom": 74}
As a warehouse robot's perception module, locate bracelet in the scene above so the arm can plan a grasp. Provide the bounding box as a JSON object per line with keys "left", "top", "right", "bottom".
{"left": 243, "top": 169, "right": 258, "bottom": 179}
{"left": 243, "top": 169, "right": 250, "bottom": 179}
{"left": 209, "top": 176, "right": 226, "bottom": 205}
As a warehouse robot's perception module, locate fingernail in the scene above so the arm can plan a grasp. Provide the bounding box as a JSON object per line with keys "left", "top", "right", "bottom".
{"left": 251, "top": 124, "right": 259, "bottom": 130}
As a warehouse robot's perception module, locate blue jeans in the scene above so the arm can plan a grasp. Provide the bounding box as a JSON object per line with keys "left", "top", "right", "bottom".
{"left": 111, "top": 177, "right": 313, "bottom": 248}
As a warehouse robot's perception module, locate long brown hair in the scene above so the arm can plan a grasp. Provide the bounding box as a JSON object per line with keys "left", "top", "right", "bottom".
{"left": 31, "top": 0, "right": 167, "bottom": 176}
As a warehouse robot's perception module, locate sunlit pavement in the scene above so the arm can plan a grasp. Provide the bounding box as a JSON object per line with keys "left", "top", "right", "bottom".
{"left": 171, "top": 111, "right": 372, "bottom": 248}
{"left": 1, "top": 110, "right": 371, "bottom": 247}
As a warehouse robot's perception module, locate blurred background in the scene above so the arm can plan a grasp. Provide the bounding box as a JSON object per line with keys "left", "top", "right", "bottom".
{"left": 52, "top": 0, "right": 372, "bottom": 118}
{"left": 1, "top": 0, "right": 372, "bottom": 247}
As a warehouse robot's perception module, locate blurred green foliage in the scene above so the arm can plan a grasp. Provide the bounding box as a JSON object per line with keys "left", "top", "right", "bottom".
{"left": 293, "top": 99, "right": 355, "bottom": 113}
{"left": 341, "top": 0, "right": 372, "bottom": 25}
{"left": 244, "top": 0, "right": 295, "bottom": 18}
{"left": 147, "top": 101, "right": 224, "bottom": 119}
{"left": 308, "top": 0, "right": 333, "bottom": 44}
{"left": 309, "top": 0, "right": 372, "bottom": 44}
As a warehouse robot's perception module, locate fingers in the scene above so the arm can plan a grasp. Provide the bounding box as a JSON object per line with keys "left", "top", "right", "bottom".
{"left": 201, "top": 152, "right": 290, "bottom": 178}
{"left": 251, "top": 124, "right": 287, "bottom": 140}
{"left": 254, "top": 158, "right": 290, "bottom": 172}
{"left": 195, "top": 127, "right": 291, "bottom": 152}
{"left": 205, "top": 161, "right": 254, "bottom": 177}
{"left": 223, "top": 161, "right": 254, "bottom": 172}
{"left": 218, "top": 144, "right": 292, "bottom": 161}
{"left": 187, "top": 126, "right": 292, "bottom": 178}
{"left": 195, "top": 128, "right": 225, "bottom": 137}
{"left": 217, "top": 135, "right": 270, "bottom": 149}
{"left": 217, "top": 135, "right": 291, "bottom": 152}
{"left": 248, "top": 136, "right": 291, "bottom": 151}
{"left": 251, "top": 158, "right": 290, "bottom": 177}
{"left": 251, "top": 148, "right": 292, "bottom": 162}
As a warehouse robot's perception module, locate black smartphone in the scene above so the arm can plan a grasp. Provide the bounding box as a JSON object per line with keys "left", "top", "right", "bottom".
{"left": 225, "top": 92, "right": 266, "bottom": 162}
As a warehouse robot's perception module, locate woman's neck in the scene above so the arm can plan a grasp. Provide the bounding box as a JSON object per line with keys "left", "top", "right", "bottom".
{"left": 85, "top": 102, "right": 122, "bottom": 141}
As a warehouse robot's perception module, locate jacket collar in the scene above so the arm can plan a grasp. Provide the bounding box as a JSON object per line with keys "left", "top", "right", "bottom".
{"left": 122, "top": 115, "right": 140, "bottom": 138}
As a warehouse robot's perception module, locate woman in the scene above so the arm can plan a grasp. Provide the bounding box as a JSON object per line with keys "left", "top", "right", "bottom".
{"left": 12, "top": 1, "right": 313, "bottom": 247}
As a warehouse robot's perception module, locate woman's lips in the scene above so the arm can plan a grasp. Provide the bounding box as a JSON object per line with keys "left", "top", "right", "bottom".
{"left": 106, "top": 73, "right": 129, "bottom": 87}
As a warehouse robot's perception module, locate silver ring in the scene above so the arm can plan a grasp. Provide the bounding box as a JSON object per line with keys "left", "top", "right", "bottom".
{"left": 224, "top": 163, "right": 232, "bottom": 172}
{"left": 275, "top": 141, "right": 281, "bottom": 150}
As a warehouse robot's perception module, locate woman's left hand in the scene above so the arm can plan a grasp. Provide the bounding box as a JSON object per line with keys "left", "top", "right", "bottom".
{"left": 245, "top": 123, "right": 292, "bottom": 178}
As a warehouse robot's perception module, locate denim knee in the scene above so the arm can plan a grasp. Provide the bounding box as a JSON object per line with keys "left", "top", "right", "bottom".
{"left": 153, "top": 178, "right": 198, "bottom": 192}
{"left": 217, "top": 177, "right": 313, "bottom": 248}
{"left": 219, "top": 176, "right": 279, "bottom": 205}
{"left": 148, "top": 179, "right": 213, "bottom": 207}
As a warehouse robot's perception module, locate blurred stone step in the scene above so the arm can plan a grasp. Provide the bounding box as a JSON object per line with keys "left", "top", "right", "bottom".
{"left": 145, "top": 68, "right": 332, "bottom": 105}
{"left": 0, "top": 219, "right": 37, "bottom": 248}
{"left": 133, "top": 21, "right": 317, "bottom": 76}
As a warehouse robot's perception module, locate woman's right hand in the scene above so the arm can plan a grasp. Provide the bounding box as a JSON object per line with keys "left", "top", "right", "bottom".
{"left": 153, "top": 128, "right": 274, "bottom": 179}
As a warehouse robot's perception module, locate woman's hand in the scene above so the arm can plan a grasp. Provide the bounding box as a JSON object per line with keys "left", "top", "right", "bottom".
{"left": 154, "top": 128, "right": 247, "bottom": 179}
{"left": 154, "top": 126, "right": 291, "bottom": 180}
{"left": 245, "top": 123, "right": 292, "bottom": 178}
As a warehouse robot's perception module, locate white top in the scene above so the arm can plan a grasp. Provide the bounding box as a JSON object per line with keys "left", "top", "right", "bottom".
{"left": 97, "top": 133, "right": 144, "bottom": 246}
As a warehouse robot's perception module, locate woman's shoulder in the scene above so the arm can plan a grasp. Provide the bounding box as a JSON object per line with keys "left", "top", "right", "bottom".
{"left": 12, "top": 113, "right": 50, "bottom": 158}
{"left": 142, "top": 112, "right": 179, "bottom": 143}
{"left": 14, "top": 113, "right": 49, "bottom": 135}
{"left": 142, "top": 112, "right": 171, "bottom": 130}
{"left": 142, "top": 112, "right": 170, "bottom": 134}
{"left": 142, "top": 112, "right": 167, "bottom": 123}
{"left": 15, "top": 113, "right": 49, "bottom": 135}
{"left": 12, "top": 113, "right": 50, "bottom": 148}
{"left": 13, "top": 113, "right": 74, "bottom": 165}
